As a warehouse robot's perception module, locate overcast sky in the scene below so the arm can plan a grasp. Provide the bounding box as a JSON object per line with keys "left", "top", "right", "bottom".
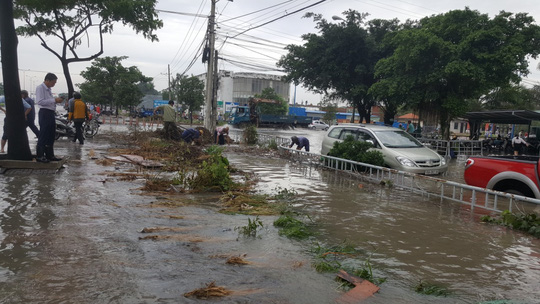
{"left": 3, "top": 0, "right": 540, "bottom": 104}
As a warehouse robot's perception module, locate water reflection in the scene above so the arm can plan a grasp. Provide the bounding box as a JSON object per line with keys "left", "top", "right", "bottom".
{"left": 0, "top": 175, "right": 57, "bottom": 277}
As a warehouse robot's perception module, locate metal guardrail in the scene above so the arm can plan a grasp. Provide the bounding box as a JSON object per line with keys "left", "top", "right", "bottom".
{"left": 278, "top": 145, "right": 540, "bottom": 214}
{"left": 419, "top": 138, "right": 484, "bottom": 157}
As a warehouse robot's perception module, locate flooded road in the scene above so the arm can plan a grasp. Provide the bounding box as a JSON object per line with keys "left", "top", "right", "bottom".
{"left": 0, "top": 123, "right": 538, "bottom": 303}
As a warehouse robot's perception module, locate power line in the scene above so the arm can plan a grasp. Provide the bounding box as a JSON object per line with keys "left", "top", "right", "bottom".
{"left": 230, "top": 0, "right": 328, "bottom": 39}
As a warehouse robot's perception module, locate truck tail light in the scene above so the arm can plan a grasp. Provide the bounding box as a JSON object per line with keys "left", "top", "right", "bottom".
{"left": 465, "top": 158, "right": 474, "bottom": 169}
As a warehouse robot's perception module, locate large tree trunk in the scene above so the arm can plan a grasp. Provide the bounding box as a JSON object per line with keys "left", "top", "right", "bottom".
{"left": 0, "top": 0, "right": 32, "bottom": 160}
{"left": 61, "top": 59, "right": 74, "bottom": 98}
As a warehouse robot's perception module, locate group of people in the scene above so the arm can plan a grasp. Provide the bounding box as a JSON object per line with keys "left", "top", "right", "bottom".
{"left": 0, "top": 72, "right": 91, "bottom": 162}
{"left": 152, "top": 99, "right": 231, "bottom": 146}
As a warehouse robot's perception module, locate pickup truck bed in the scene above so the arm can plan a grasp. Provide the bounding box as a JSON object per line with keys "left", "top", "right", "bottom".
{"left": 464, "top": 155, "right": 540, "bottom": 198}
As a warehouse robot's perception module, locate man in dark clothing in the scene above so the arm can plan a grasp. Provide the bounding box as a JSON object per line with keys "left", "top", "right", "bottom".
{"left": 182, "top": 128, "right": 203, "bottom": 144}
{"left": 289, "top": 136, "right": 310, "bottom": 152}
{"left": 21, "top": 90, "right": 39, "bottom": 137}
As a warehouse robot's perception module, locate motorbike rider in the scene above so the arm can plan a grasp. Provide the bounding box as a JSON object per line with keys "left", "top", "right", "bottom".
{"left": 68, "top": 92, "right": 89, "bottom": 145}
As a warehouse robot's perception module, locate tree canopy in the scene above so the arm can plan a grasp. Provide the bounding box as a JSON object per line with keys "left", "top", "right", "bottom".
{"left": 254, "top": 87, "right": 288, "bottom": 115}
{"left": 278, "top": 10, "right": 387, "bottom": 123}
{"left": 14, "top": 0, "right": 162, "bottom": 97}
{"left": 372, "top": 8, "right": 540, "bottom": 138}
{"left": 79, "top": 56, "right": 150, "bottom": 110}
{"left": 171, "top": 74, "right": 205, "bottom": 124}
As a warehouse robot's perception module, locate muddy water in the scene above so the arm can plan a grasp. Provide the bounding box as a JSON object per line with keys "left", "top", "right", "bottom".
{"left": 0, "top": 124, "right": 538, "bottom": 303}
{"left": 0, "top": 132, "right": 339, "bottom": 303}
{"left": 228, "top": 153, "right": 540, "bottom": 304}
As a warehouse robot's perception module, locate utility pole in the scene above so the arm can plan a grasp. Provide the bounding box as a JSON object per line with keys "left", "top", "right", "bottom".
{"left": 168, "top": 64, "right": 171, "bottom": 100}
{"left": 204, "top": 0, "right": 216, "bottom": 132}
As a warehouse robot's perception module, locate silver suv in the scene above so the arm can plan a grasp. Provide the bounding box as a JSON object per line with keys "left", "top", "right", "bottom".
{"left": 321, "top": 124, "right": 448, "bottom": 175}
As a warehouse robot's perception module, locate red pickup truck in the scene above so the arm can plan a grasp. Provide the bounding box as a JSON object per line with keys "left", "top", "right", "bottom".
{"left": 464, "top": 155, "right": 540, "bottom": 198}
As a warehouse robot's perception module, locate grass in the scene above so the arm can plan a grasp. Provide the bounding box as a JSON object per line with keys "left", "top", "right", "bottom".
{"left": 414, "top": 280, "right": 451, "bottom": 297}
{"left": 273, "top": 214, "right": 313, "bottom": 239}
{"left": 234, "top": 216, "right": 264, "bottom": 238}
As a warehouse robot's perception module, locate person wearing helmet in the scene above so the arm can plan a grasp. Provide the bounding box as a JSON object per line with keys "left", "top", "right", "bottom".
{"left": 289, "top": 136, "right": 310, "bottom": 152}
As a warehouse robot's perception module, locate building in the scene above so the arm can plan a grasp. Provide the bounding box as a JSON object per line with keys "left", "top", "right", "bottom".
{"left": 198, "top": 70, "right": 291, "bottom": 114}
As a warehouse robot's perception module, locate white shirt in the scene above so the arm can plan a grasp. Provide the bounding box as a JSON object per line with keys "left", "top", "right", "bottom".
{"left": 512, "top": 137, "right": 527, "bottom": 145}
{"left": 36, "top": 82, "right": 57, "bottom": 111}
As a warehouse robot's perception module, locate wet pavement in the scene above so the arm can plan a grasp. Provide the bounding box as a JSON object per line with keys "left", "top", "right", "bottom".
{"left": 0, "top": 122, "right": 538, "bottom": 303}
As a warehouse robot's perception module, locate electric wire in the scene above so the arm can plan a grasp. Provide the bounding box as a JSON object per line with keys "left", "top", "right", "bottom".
{"left": 167, "top": 0, "right": 209, "bottom": 74}
{"left": 230, "top": 0, "right": 328, "bottom": 39}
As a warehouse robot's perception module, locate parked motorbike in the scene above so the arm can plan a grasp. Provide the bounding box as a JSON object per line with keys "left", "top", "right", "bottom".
{"left": 55, "top": 113, "right": 76, "bottom": 140}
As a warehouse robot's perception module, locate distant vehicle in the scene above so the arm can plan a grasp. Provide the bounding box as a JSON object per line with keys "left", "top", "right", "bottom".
{"left": 464, "top": 155, "right": 540, "bottom": 198}
{"left": 321, "top": 124, "right": 448, "bottom": 175}
{"left": 228, "top": 97, "right": 312, "bottom": 128}
{"left": 308, "top": 120, "right": 329, "bottom": 131}
{"left": 131, "top": 108, "right": 154, "bottom": 118}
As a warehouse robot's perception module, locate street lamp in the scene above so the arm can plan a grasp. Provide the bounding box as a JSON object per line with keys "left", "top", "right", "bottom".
{"left": 332, "top": 15, "right": 344, "bottom": 21}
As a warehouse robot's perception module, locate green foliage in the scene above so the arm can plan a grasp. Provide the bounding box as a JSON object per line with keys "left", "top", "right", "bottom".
{"left": 189, "top": 146, "right": 232, "bottom": 191}
{"left": 351, "top": 256, "right": 387, "bottom": 286}
{"left": 414, "top": 280, "right": 451, "bottom": 297}
{"left": 272, "top": 187, "right": 298, "bottom": 202}
{"left": 273, "top": 215, "right": 312, "bottom": 239}
{"left": 328, "top": 136, "right": 385, "bottom": 167}
{"left": 235, "top": 216, "right": 264, "bottom": 238}
{"left": 321, "top": 104, "right": 338, "bottom": 124}
{"left": 14, "top": 0, "right": 162, "bottom": 96}
{"left": 254, "top": 88, "right": 288, "bottom": 115}
{"left": 372, "top": 8, "right": 540, "bottom": 138}
{"left": 480, "top": 84, "right": 539, "bottom": 111}
{"left": 267, "top": 139, "right": 278, "bottom": 150}
{"left": 171, "top": 75, "right": 205, "bottom": 123}
{"left": 243, "top": 125, "right": 258, "bottom": 145}
{"left": 278, "top": 10, "right": 389, "bottom": 123}
{"left": 0, "top": 82, "right": 3, "bottom": 96}
{"left": 79, "top": 56, "right": 148, "bottom": 108}
{"left": 311, "top": 243, "right": 387, "bottom": 286}
{"left": 481, "top": 210, "right": 540, "bottom": 238}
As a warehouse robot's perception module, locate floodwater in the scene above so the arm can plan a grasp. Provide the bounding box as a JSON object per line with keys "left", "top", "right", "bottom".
{"left": 0, "top": 122, "right": 538, "bottom": 303}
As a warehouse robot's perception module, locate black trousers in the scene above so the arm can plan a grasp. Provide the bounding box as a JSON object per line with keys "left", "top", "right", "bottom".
{"left": 37, "top": 109, "right": 55, "bottom": 147}
{"left": 74, "top": 121, "right": 84, "bottom": 144}
{"left": 27, "top": 118, "right": 40, "bottom": 137}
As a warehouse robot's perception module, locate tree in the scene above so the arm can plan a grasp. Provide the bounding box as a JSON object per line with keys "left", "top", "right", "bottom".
{"left": 278, "top": 10, "right": 383, "bottom": 123}
{"left": 253, "top": 87, "right": 288, "bottom": 115}
{"left": 372, "top": 8, "right": 540, "bottom": 139}
{"left": 0, "top": 82, "right": 4, "bottom": 95}
{"left": 79, "top": 56, "right": 148, "bottom": 113}
{"left": 137, "top": 81, "right": 158, "bottom": 96}
{"left": 480, "top": 85, "right": 538, "bottom": 110}
{"left": 14, "top": 0, "right": 162, "bottom": 98}
{"left": 0, "top": 0, "right": 32, "bottom": 160}
{"left": 321, "top": 104, "right": 338, "bottom": 125}
{"left": 171, "top": 75, "right": 204, "bottom": 125}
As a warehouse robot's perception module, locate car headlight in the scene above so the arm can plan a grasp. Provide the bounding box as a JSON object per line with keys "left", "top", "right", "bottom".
{"left": 440, "top": 157, "right": 447, "bottom": 166}
{"left": 396, "top": 156, "right": 417, "bottom": 167}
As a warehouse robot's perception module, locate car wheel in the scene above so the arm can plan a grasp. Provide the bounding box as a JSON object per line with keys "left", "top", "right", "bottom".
{"left": 324, "top": 127, "right": 328, "bottom": 131}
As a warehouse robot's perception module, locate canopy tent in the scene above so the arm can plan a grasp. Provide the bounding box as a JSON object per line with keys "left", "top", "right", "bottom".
{"left": 462, "top": 110, "right": 540, "bottom": 138}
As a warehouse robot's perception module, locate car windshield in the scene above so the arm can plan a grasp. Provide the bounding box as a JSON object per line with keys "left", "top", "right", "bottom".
{"left": 373, "top": 130, "right": 423, "bottom": 148}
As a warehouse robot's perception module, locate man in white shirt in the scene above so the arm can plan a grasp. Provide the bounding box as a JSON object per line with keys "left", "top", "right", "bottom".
{"left": 35, "top": 73, "right": 64, "bottom": 162}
